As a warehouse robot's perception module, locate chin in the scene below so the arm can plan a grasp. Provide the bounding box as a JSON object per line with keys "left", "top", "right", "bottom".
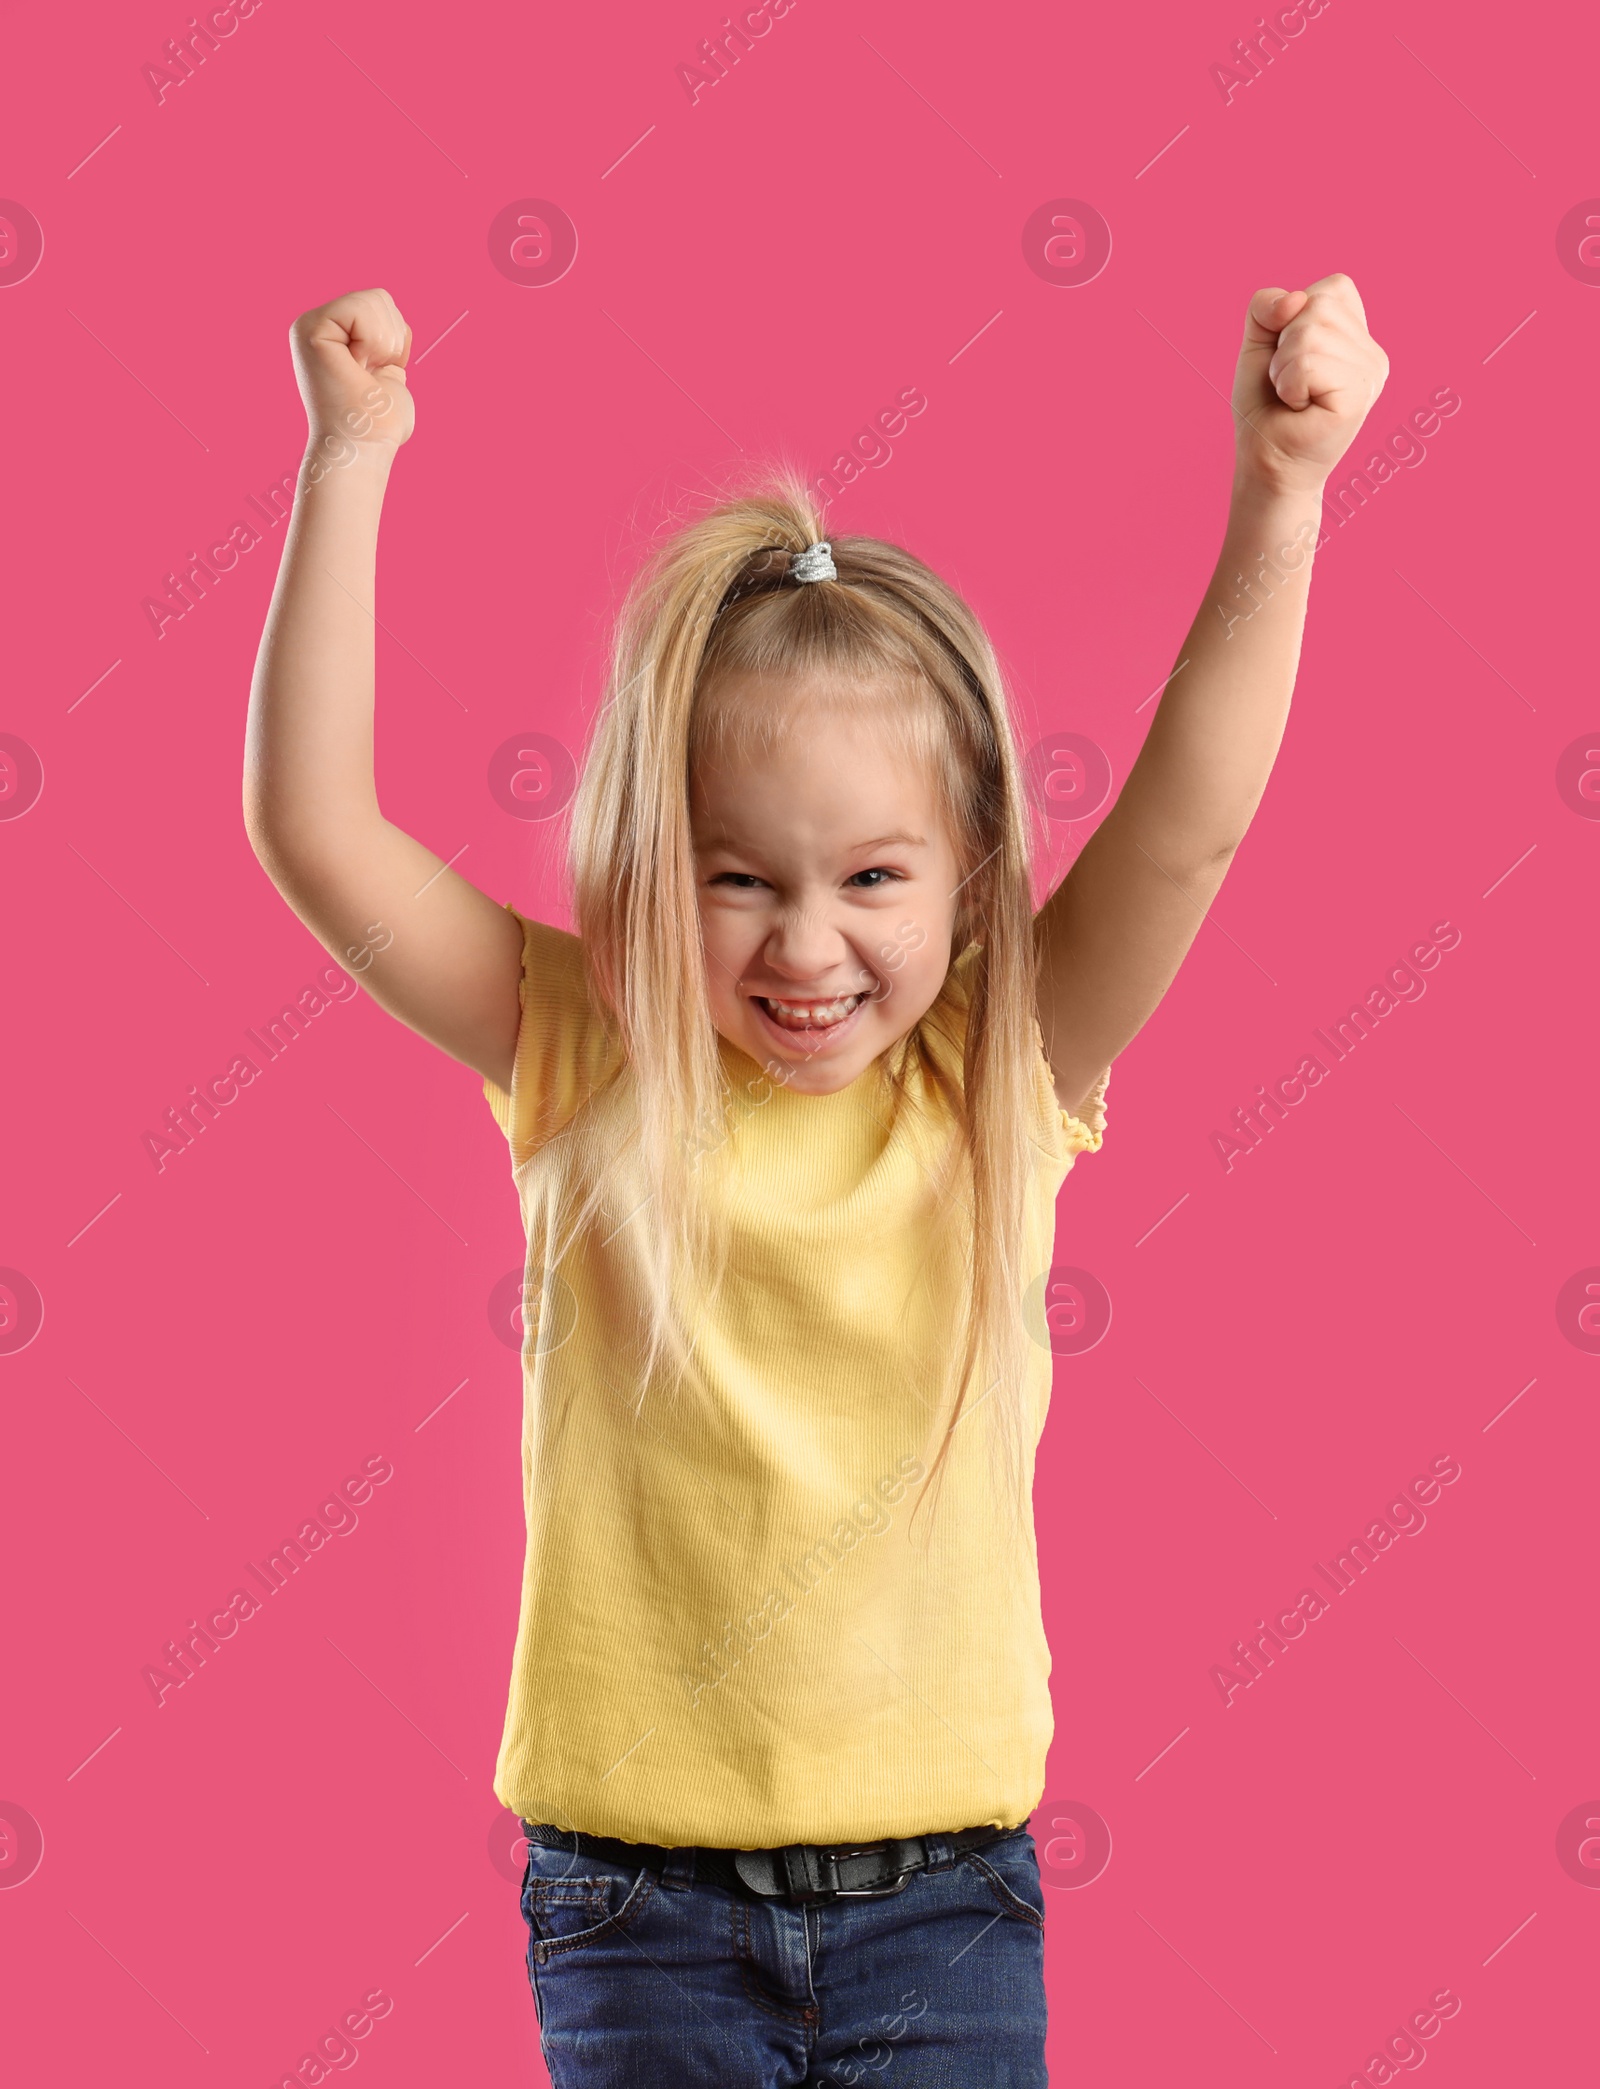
{"left": 770, "top": 1053, "right": 869, "bottom": 1096}
{"left": 742, "top": 1008, "right": 916, "bottom": 1097}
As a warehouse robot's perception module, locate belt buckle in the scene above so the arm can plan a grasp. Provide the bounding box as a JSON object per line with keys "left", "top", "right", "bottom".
{"left": 825, "top": 1844, "right": 915, "bottom": 1899}
{"left": 733, "top": 1840, "right": 920, "bottom": 1903}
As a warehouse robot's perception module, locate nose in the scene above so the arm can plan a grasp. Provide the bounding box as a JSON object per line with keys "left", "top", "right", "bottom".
{"left": 759, "top": 902, "right": 857, "bottom": 988}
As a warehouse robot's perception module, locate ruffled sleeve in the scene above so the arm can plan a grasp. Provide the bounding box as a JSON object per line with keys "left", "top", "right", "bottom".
{"left": 481, "top": 905, "right": 624, "bottom": 1169}
{"left": 927, "top": 950, "right": 1110, "bottom": 1166}
{"left": 1060, "top": 1063, "right": 1111, "bottom": 1157}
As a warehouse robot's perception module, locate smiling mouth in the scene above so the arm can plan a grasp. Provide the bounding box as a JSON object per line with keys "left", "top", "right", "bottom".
{"left": 753, "top": 991, "right": 866, "bottom": 1032}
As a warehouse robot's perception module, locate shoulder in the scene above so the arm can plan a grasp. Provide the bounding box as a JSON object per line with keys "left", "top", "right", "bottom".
{"left": 483, "top": 906, "right": 625, "bottom": 1164}
{"left": 914, "top": 943, "right": 1110, "bottom": 1158}
{"left": 509, "top": 907, "right": 588, "bottom": 995}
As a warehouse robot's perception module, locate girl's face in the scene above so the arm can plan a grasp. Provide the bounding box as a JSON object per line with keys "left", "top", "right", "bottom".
{"left": 690, "top": 685, "right": 964, "bottom": 1096}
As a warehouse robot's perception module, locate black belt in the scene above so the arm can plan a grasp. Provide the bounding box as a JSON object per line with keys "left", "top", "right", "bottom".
{"left": 522, "top": 1817, "right": 1023, "bottom": 1903}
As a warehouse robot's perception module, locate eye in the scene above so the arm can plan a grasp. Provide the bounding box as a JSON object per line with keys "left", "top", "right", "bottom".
{"left": 708, "top": 871, "right": 767, "bottom": 890}
{"left": 846, "top": 867, "right": 901, "bottom": 890}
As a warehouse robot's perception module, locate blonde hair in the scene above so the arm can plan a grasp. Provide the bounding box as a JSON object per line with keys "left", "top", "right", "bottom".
{"left": 566, "top": 472, "right": 1042, "bottom": 1520}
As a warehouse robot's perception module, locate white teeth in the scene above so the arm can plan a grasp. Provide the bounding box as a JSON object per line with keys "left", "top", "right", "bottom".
{"left": 761, "top": 992, "right": 863, "bottom": 1030}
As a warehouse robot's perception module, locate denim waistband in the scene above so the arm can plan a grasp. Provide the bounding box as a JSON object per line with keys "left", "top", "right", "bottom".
{"left": 520, "top": 1818, "right": 1026, "bottom": 1902}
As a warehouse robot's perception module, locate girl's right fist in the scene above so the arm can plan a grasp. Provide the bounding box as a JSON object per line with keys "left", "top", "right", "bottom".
{"left": 289, "top": 288, "right": 415, "bottom": 450}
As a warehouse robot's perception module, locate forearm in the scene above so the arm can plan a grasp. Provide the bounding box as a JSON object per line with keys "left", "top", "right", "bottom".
{"left": 243, "top": 439, "right": 397, "bottom": 854}
{"left": 1032, "top": 276, "right": 1386, "bottom": 1103}
{"left": 1107, "top": 472, "right": 1324, "bottom": 874}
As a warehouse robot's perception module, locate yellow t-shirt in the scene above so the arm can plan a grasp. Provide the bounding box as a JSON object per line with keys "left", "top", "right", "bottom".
{"left": 481, "top": 904, "right": 1109, "bottom": 1849}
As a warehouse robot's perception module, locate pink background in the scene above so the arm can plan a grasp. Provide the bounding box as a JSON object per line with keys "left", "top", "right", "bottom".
{"left": 3, "top": 0, "right": 1596, "bottom": 2081}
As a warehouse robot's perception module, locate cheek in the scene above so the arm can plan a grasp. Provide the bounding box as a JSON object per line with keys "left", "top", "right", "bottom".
{"left": 871, "top": 930, "right": 952, "bottom": 1026}
{"left": 697, "top": 911, "right": 754, "bottom": 1022}
{"left": 902, "top": 945, "right": 949, "bottom": 1008}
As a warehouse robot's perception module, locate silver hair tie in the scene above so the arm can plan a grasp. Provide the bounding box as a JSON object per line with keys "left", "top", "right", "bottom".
{"left": 791, "top": 541, "right": 836, "bottom": 583}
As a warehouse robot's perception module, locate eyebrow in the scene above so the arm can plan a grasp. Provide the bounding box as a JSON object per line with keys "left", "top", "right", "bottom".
{"left": 695, "top": 830, "right": 929, "bottom": 854}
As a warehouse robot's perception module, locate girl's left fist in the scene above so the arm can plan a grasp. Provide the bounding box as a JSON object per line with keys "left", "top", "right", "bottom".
{"left": 1231, "top": 274, "right": 1389, "bottom": 493}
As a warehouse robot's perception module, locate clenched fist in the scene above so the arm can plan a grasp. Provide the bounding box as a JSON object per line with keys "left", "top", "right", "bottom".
{"left": 1231, "top": 274, "right": 1388, "bottom": 494}
{"left": 290, "top": 287, "right": 415, "bottom": 452}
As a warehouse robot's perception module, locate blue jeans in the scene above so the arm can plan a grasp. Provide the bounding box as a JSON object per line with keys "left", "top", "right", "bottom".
{"left": 518, "top": 1824, "right": 1048, "bottom": 2085}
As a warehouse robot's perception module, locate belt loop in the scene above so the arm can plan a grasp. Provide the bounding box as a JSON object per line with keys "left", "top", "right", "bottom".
{"left": 783, "top": 1845, "right": 821, "bottom": 1899}
{"left": 923, "top": 1832, "right": 954, "bottom": 1871}
{"left": 659, "top": 1846, "right": 697, "bottom": 1892}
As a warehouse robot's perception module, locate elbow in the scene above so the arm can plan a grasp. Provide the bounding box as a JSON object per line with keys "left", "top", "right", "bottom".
{"left": 242, "top": 783, "right": 278, "bottom": 868}
{"left": 1160, "top": 833, "right": 1241, "bottom": 895}
{"left": 242, "top": 784, "right": 266, "bottom": 856}
{"left": 242, "top": 772, "right": 376, "bottom": 869}
{"left": 1161, "top": 834, "right": 1241, "bottom": 887}
{"left": 241, "top": 786, "right": 305, "bottom": 889}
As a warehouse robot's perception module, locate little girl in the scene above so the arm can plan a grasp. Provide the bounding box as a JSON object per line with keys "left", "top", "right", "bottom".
{"left": 245, "top": 279, "right": 1387, "bottom": 2085}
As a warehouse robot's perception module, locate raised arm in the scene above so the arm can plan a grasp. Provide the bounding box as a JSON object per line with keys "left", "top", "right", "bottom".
{"left": 1035, "top": 274, "right": 1389, "bottom": 1116}
{"left": 243, "top": 289, "right": 523, "bottom": 1092}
